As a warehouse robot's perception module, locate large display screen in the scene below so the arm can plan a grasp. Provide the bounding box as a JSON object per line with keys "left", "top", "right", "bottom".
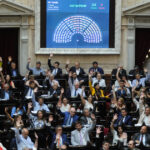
{"left": 46, "top": 0, "right": 110, "bottom": 48}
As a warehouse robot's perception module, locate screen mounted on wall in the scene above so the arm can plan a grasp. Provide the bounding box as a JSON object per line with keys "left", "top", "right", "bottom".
{"left": 41, "top": 0, "right": 115, "bottom": 48}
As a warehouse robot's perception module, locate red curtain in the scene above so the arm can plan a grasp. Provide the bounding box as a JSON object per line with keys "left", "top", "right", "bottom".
{"left": 135, "top": 28, "right": 150, "bottom": 68}
{"left": 0, "top": 28, "right": 19, "bottom": 74}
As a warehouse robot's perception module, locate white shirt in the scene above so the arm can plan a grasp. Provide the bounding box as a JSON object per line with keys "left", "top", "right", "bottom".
{"left": 76, "top": 68, "right": 80, "bottom": 75}
{"left": 92, "top": 78, "right": 106, "bottom": 87}
{"left": 84, "top": 100, "right": 93, "bottom": 110}
{"left": 143, "top": 115, "right": 150, "bottom": 125}
{"left": 52, "top": 68, "right": 58, "bottom": 76}
{"left": 71, "top": 88, "right": 86, "bottom": 97}
{"left": 60, "top": 104, "right": 70, "bottom": 112}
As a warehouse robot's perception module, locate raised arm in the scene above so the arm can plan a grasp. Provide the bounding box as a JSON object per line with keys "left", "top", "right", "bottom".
{"left": 0, "top": 68, "right": 5, "bottom": 83}
{"left": 31, "top": 92, "right": 37, "bottom": 107}
{"left": 68, "top": 72, "right": 73, "bottom": 90}
{"left": 5, "top": 107, "right": 14, "bottom": 122}
{"left": 48, "top": 53, "right": 53, "bottom": 70}
{"left": 57, "top": 88, "right": 64, "bottom": 105}
{"left": 80, "top": 86, "right": 86, "bottom": 105}
{"left": 116, "top": 67, "right": 121, "bottom": 81}
{"left": 110, "top": 114, "right": 118, "bottom": 131}
{"left": 34, "top": 132, "right": 38, "bottom": 149}
{"left": 86, "top": 114, "right": 96, "bottom": 132}
{"left": 26, "top": 58, "right": 32, "bottom": 71}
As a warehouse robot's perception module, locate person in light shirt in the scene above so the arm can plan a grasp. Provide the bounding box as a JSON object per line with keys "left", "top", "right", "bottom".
{"left": 92, "top": 73, "right": 106, "bottom": 88}
{"left": 14, "top": 127, "right": 38, "bottom": 150}
{"left": 71, "top": 114, "right": 96, "bottom": 146}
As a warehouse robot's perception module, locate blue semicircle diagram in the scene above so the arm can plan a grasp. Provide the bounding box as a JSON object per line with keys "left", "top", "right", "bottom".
{"left": 53, "top": 15, "right": 102, "bottom": 44}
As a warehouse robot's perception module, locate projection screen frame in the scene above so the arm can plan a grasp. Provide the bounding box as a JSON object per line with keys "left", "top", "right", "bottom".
{"left": 35, "top": 0, "right": 122, "bottom": 54}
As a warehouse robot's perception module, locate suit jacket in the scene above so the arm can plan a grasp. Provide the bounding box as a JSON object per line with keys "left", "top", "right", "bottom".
{"left": 89, "top": 67, "right": 104, "bottom": 74}
{"left": 79, "top": 116, "right": 92, "bottom": 126}
{"left": 132, "top": 133, "right": 150, "bottom": 146}
{"left": 129, "top": 69, "right": 144, "bottom": 77}
{"left": 50, "top": 133, "right": 69, "bottom": 150}
{"left": 49, "top": 88, "right": 61, "bottom": 97}
{"left": 0, "top": 89, "right": 12, "bottom": 100}
{"left": 48, "top": 59, "right": 62, "bottom": 78}
{"left": 70, "top": 66, "right": 86, "bottom": 77}
{"left": 71, "top": 120, "right": 96, "bottom": 146}
{"left": 114, "top": 115, "right": 132, "bottom": 126}
{"left": 60, "top": 111, "right": 79, "bottom": 126}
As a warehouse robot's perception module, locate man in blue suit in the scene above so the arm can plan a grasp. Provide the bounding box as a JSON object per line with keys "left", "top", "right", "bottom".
{"left": 89, "top": 61, "right": 104, "bottom": 75}
{"left": 57, "top": 105, "right": 79, "bottom": 126}
{"left": 114, "top": 108, "right": 132, "bottom": 127}
{"left": 50, "top": 125, "right": 69, "bottom": 150}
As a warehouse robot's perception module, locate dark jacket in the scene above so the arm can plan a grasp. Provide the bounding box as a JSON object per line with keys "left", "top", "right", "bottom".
{"left": 89, "top": 67, "right": 104, "bottom": 74}
{"left": 70, "top": 66, "right": 86, "bottom": 77}
{"left": 48, "top": 59, "right": 62, "bottom": 78}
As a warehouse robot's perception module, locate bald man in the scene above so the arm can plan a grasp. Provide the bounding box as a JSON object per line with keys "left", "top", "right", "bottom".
{"left": 14, "top": 127, "right": 38, "bottom": 150}
{"left": 127, "top": 140, "right": 140, "bottom": 150}
{"left": 132, "top": 126, "right": 150, "bottom": 147}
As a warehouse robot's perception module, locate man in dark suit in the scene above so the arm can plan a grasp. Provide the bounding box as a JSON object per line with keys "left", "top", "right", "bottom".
{"left": 80, "top": 109, "right": 93, "bottom": 126}
{"left": 24, "top": 81, "right": 36, "bottom": 98}
{"left": 89, "top": 61, "right": 104, "bottom": 75}
{"left": 132, "top": 126, "right": 150, "bottom": 148}
{"left": 129, "top": 65, "right": 144, "bottom": 78}
{"left": 114, "top": 108, "right": 132, "bottom": 127}
{"left": 57, "top": 105, "right": 79, "bottom": 126}
{"left": 48, "top": 53, "right": 62, "bottom": 78}
{"left": 7, "top": 56, "right": 20, "bottom": 77}
{"left": 49, "top": 82, "right": 61, "bottom": 97}
{"left": 50, "top": 125, "right": 69, "bottom": 150}
{"left": 69, "top": 62, "right": 86, "bottom": 78}
{"left": 0, "top": 83, "right": 12, "bottom": 100}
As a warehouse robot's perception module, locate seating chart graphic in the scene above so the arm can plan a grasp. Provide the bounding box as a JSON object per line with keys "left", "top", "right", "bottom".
{"left": 46, "top": 0, "right": 110, "bottom": 48}
{"left": 53, "top": 16, "right": 102, "bottom": 44}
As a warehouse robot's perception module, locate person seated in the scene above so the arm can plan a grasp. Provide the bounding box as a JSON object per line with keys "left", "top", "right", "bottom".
{"left": 81, "top": 87, "right": 93, "bottom": 111}
{"left": 0, "top": 83, "right": 12, "bottom": 100}
{"left": 111, "top": 65, "right": 127, "bottom": 79}
{"left": 50, "top": 125, "right": 69, "bottom": 150}
{"left": 5, "top": 107, "right": 24, "bottom": 128}
{"left": 26, "top": 57, "right": 45, "bottom": 76}
{"left": 68, "top": 72, "right": 86, "bottom": 98}
{"left": 31, "top": 92, "right": 50, "bottom": 113}
{"left": 48, "top": 53, "right": 62, "bottom": 78}
{"left": 89, "top": 74, "right": 106, "bottom": 99}
{"left": 5, "top": 74, "right": 15, "bottom": 89}
{"left": 49, "top": 82, "right": 61, "bottom": 97}
{"left": 57, "top": 106, "right": 79, "bottom": 127}
{"left": 127, "top": 140, "right": 140, "bottom": 150}
{"left": 13, "top": 127, "right": 38, "bottom": 150}
{"left": 100, "top": 141, "right": 110, "bottom": 150}
{"left": 132, "top": 73, "right": 145, "bottom": 89}
{"left": 7, "top": 56, "right": 20, "bottom": 77}
{"left": 129, "top": 65, "right": 144, "bottom": 78}
{"left": 11, "top": 102, "right": 26, "bottom": 117}
{"left": 25, "top": 75, "right": 41, "bottom": 88}
{"left": 92, "top": 73, "right": 106, "bottom": 88}
{"left": 44, "top": 73, "right": 60, "bottom": 89}
{"left": 68, "top": 61, "right": 86, "bottom": 78}
{"left": 24, "top": 81, "right": 38, "bottom": 98}
{"left": 115, "top": 67, "right": 131, "bottom": 88}
{"left": 89, "top": 61, "right": 104, "bottom": 75}
{"left": 132, "top": 126, "right": 150, "bottom": 148}
{"left": 57, "top": 88, "right": 70, "bottom": 113}
{"left": 111, "top": 90, "right": 126, "bottom": 114}
{"left": 27, "top": 103, "right": 46, "bottom": 129}
{"left": 71, "top": 114, "right": 96, "bottom": 146}
{"left": 113, "top": 108, "right": 132, "bottom": 127}
{"left": 111, "top": 118, "right": 127, "bottom": 147}
{"left": 79, "top": 109, "right": 94, "bottom": 126}
{"left": 115, "top": 80, "right": 131, "bottom": 97}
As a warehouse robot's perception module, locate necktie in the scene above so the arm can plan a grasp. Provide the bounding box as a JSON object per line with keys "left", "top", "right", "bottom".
{"left": 141, "top": 134, "right": 144, "bottom": 146}
{"left": 74, "top": 90, "right": 77, "bottom": 96}
{"left": 79, "top": 131, "right": 83, "bottom": 145}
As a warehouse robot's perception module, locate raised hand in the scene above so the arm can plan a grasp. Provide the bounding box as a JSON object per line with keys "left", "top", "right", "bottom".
{"left": 34, "top": 132, "right": 38, "bottom": 139}
{"left": 28, "top": 57, "right": 31, "bottom": 63}
{"left": 8, "top": 56, "right": 12, "bottom": 62}
{"left": 69, "top": 71, "right": 72, "bottom": 77}
{"left": 4, "top": 107, "right": 9, "bottom": 113}
{"left": 61, "top": 88, "right": 64, "bottom": 94}
{"left": 0, "top": 67, "right": 2, "bottom": 72}
{"left": 113, "top": 114, "right": 118, "bottom": 121}
{"left": 49, "top": 53, "right": 53, "bottom": 58}
{"left": 81, "top": 86, "right": 85, "bottom": 91}
{"left": 91, "top": 113, "right": 96, "bottom": 120}
{"left": 28, "top": 102, "right": 32, "bottom": 109}
{"left": 96, "top": 127, "right": 102, "bottom": 134}
{"left": 48, "top": 115, "right": 53, "bottom": 122}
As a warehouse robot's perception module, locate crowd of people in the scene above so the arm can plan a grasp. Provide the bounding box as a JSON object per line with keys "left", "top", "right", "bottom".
{"left": 0, "top": 54, "right": 150, "bottom": 150}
